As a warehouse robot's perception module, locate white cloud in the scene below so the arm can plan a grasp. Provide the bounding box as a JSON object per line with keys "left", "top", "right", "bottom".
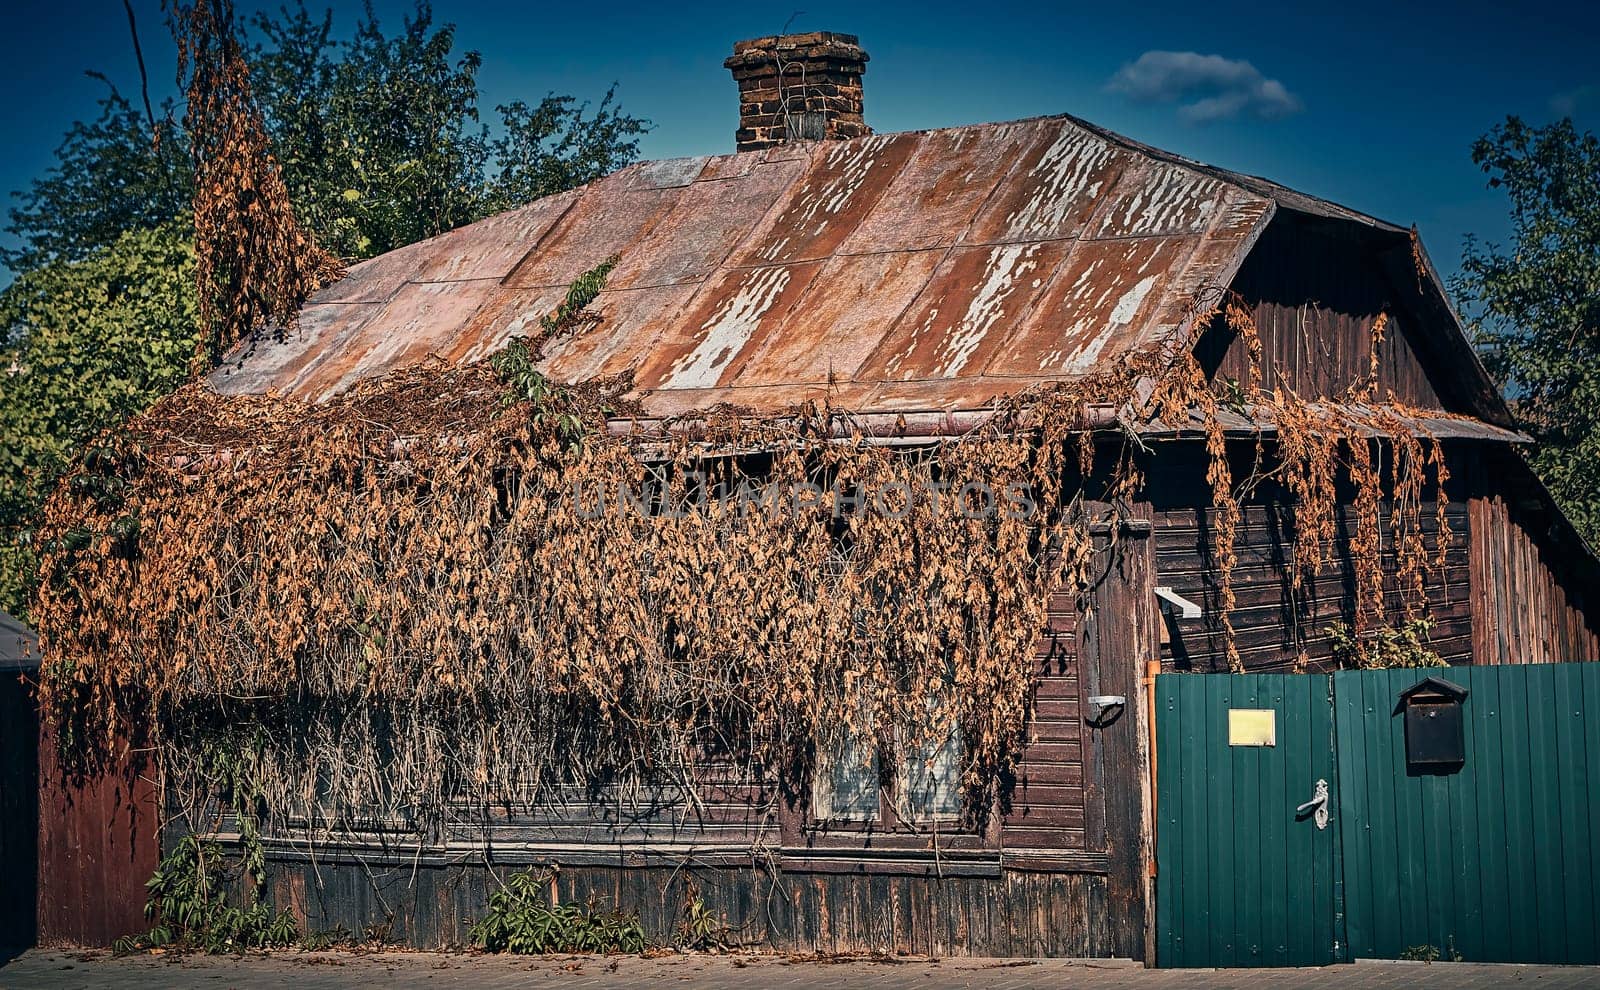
{"left": 1107, "top": 51, "right": 1304, "bottom": 124}
{"left": 1551, "top": 85, "right": 1597, "bottom": 118}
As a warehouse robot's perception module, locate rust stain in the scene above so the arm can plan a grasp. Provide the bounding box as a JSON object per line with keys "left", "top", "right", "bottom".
{"left": 546, "top": 283, "right": 705, "bottom": 383}
{"left": 213, "top": 114, "right": 1286, "bottom": 416}
{"left": 730, "top": 132, "right": 921, "bottom": 266}
{"left": 211, "top": 301, "right": 379, "bottom": 396}
{"left": 506, "top": 184, "right": 681, "bottom": 288}
{"left": 607, "top": 158, "right": 804, "bottom": 290}
{"left": 859, "top": 242, "right": 1070, "bottom": 382}
{"left": 412, "top": 191, "right": 579, "bottom": 283}
{"left": 989, "top": 236, "right": 1193, "bottom": 377}
{"left": 311, "top": 280, "right": 499, "bottom": 401}
{"left": 839, "top": 124, "right": 1032, "bottom": 253}
{"left": 632, "top": 262, "right": 825, "bottom": 390}
{"left": 966, "top": 120, "right": 1129, "bottom": 244}
{"left": 731, "top": 250, "right": 944, "bottom": 385}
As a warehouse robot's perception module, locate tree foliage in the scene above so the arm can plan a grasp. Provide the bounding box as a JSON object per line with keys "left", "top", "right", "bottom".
{"left": 1455, "top": 116, "right": 1600, "bottom": 542}
{"left": 248, "top": 1, "right": 488, "bottom": 259}
{"left": 0, "top": 83, "right": 189, "bottom": 273}
{"left": 246, "top": 1, "right": 651, "bottom": 260}
{"left": 0, "top": 225, "right": 196, "bottom": 617}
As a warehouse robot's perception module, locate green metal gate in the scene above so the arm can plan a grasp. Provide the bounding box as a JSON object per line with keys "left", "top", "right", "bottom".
{"left": 1154, "top": 673, "right": 1342, "bottom": 967}
{"left": 1156, "top": 664, "right": 1600, "bottom": 968}
{"left": 1335, "top": 665, "right": 1600, "bottom": 965}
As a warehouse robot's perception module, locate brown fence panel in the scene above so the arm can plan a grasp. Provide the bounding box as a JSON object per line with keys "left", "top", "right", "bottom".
{"left": 35, "top": 718, "right": 159, "bottom": 947}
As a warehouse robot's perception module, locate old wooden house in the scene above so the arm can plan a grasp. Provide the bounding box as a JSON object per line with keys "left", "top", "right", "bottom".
{"left": 33, "top": 31, "right": 1600, "bottom": 962}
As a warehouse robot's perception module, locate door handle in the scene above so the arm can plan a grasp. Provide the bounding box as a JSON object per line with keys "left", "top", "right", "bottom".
{"left": 1295, "top": 778, "right": 1330, "bottom": 830}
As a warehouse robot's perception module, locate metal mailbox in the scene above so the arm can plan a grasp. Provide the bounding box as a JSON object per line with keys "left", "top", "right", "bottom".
{"left": 1397, "top": 675, "right": 1469, "bottom": 771}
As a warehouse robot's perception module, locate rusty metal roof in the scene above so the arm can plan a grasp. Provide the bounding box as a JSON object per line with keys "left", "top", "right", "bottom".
{"left": 211, "top": 114, "right": 1295, "bottom": 415}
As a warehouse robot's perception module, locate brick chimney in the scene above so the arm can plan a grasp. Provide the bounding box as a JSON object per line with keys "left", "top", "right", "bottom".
{"left": 724, "top": 32, "right": 870, "bottom": 153}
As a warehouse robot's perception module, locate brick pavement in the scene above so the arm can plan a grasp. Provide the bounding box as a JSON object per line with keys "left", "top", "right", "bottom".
{"left": 3, "top": 950, "right": 1598, "bottom": 990}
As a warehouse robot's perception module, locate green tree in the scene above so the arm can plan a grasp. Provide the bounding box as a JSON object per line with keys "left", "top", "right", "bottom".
{"left": 0, "top": 225, "right": 196, "bottom": 617}
{"left": 1, "top": 82, "right": 189, "bottom": 273}
{"left": 248, "top": 1, "right": 650, "bottom": 259}
{"left": 7, "top": 1, "right": 651, "bottom": 269}
{"left": 482, "top": 87, "right": 649, "bottom": 217}
{"left": 248, "top": 1, "right": 488, "bottom": 258}
{"left": 1455, "top": 116, "right": 1600, "bottom": 543}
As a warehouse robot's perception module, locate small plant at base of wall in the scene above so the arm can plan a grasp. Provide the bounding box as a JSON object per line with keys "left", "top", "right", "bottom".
{"left": 676, "top": 884, "right": 736, "bottom": 951}
{"left": 111, "top": 835, "right": 298, "bottom": 955}
{"left": 469, "top": 867, "right": 648, "bottom": 954}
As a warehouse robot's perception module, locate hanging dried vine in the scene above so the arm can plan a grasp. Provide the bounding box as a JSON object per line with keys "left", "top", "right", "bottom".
{"left": 31, "top": 276, "right": 1464, "bottom": 837}
{"left": 177, "top": 0, "right": 340, "bottom": 370}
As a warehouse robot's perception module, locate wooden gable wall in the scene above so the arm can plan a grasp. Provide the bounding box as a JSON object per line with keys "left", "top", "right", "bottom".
{"left": 1198, "top": 214, "right": 1447, "bottom": 409}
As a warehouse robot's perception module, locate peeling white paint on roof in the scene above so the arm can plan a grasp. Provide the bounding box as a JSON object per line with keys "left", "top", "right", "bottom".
{"left": 1058, "top": 274, "right": 1159, "bottom": 372}
{"left": 214, "top": 114, "right": 1293, "bottom": 412}
{"left": 1105, "top": 167, "right": 1225, "bottom": 237}
{"left": 1002, "top": 128, "right": 1117, "bottom": 240}
{"left": 663, "top": 265, "right": 792, "bottom": 389}
{"left": 754, "top": 135, "right": 897, "bottom": 262}
{"left": 931, "top": 244, "right": 1046, "bottom": 377}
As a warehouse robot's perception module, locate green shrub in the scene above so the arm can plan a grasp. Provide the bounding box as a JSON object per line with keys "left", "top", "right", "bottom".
{"left": 469, "top": 868, "right": 647, "bottom": 954}
{"left": 1328, "top": 618, "right": 1445, "bottom": 669}
{"left": 112, "top": 835, "right": 297, "bottom": 954}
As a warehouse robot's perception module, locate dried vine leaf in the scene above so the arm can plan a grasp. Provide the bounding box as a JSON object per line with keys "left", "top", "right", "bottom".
{"left": 177, "top": 0, "right": 341, "bottom": 370}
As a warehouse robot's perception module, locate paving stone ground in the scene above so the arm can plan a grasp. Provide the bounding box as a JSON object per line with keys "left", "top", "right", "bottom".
{"left": 2, "top": 949, "right": 1598, "bottom": 990}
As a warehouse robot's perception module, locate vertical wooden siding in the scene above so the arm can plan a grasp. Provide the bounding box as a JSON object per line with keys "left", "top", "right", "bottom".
{"left": 1465, "top": 449, "right": 1600, "bottom": 663}
{"left": 1203, "top": 216, "right": 1444, "bottom": 408}
{"left": 263, "top": 854, "right": 1117, "bottom": 956}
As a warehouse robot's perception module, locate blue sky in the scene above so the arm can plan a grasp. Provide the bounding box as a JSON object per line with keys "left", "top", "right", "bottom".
{"left": 2, "top": 0, "right": 1596, "bottom": 281}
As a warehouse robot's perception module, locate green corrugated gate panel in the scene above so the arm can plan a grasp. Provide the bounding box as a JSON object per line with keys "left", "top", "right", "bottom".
{"left": 1156, "top": 673, "right": 1342, "bottom": 968}
{"left": 1334, "top": 664, "right": 1600, "bottom": 965}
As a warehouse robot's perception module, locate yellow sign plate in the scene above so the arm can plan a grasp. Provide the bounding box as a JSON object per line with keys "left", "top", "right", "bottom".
{"left": 1228, "top": 708, "right": 1276, "bottom": 747}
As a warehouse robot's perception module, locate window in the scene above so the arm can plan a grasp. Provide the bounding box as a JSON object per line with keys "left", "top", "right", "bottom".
{"left": 812, "top": 716, "right": 963, "bottom": 827}
{"left": 813, "top": 727, "right": 881, "bottom": 821}
{"left": 896, "top": 728, "right": 962, "bottom": 823}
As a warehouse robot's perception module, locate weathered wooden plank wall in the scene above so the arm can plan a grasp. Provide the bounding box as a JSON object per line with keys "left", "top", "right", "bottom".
{"left": 238, "top": 516, "right": 1157, "bottom": 958}
{"left": 1202, "top": 215, "right": 1443, "bottom": 408}
{"left": 1148, "top": 444, "right": 1473, "bottom": 672}
{"left": 260, "top": 852, "right": 1117, "bottom": 957}
{"left": 1464, "top": 447, "right": 1600, "bottom": 664}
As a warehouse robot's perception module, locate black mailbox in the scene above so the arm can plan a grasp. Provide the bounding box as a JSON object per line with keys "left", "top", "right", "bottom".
{"left": 1397, "top": 675, "right": 1469, "bottom": 772}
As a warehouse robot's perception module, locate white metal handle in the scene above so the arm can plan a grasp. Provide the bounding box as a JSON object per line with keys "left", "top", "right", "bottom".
{"left": 1296, "top": 778, "right": 1330, "bottom": 830}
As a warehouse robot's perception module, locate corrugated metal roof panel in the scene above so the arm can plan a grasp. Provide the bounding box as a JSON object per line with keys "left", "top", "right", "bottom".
{"left": 206, "top": 114, "right": 1301, "bottom": 416}
{"left": 858, "top": 242, "right": 1070, "bottom": 382}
